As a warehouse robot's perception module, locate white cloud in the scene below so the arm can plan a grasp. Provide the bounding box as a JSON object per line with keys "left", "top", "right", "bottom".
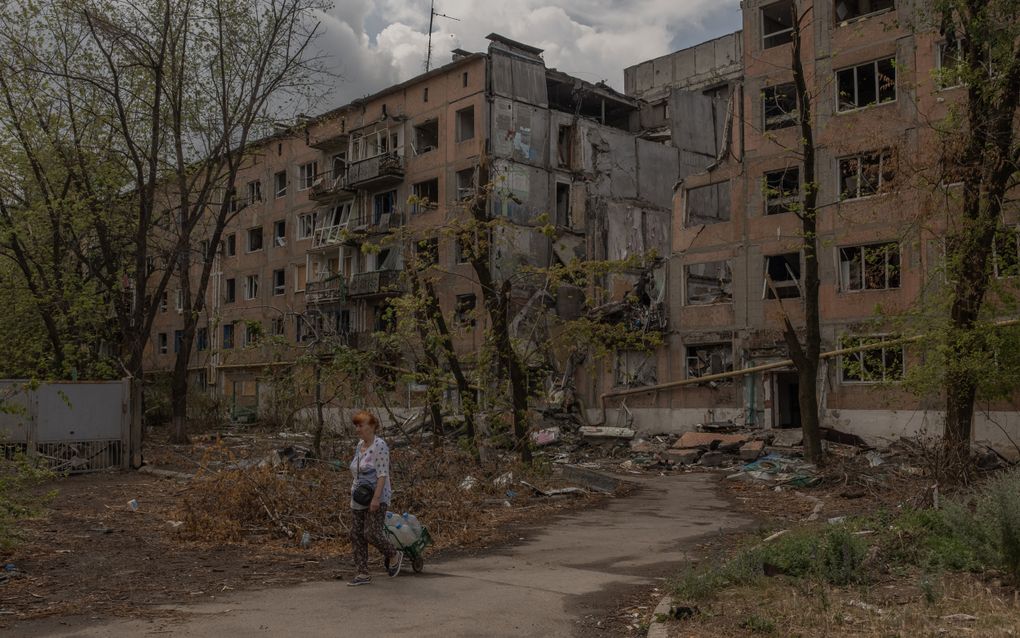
{"left": 311, "top": 0, "right": 742, "bottom": 110}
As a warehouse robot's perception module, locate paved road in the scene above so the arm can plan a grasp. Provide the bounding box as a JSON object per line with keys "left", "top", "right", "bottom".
{"left": 33, "top": 474, "right": 748, "bottom": 637}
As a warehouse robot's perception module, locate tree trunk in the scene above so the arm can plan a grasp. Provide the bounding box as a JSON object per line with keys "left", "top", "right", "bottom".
{"left": 312, "top": 363, "right": 325, "bottom": 457}
{"left": 422, "top": 279, "right": 477, "bottom": 445}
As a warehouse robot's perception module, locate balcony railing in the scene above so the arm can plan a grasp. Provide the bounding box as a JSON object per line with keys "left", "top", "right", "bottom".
{"left": 346, "top": 152, "right": 404, "bottom": 188}
{"left": 305, "top": 277, "right": 347, "bottom": 304}
{"left": 347, "top": 209, "right": 405, "bottom": 235}
{"left": 309, "top": 172, "right": 353, "bottom": 201}
{"left": 348, "top": 269, "right": 403, "bottom": 297}
{"left": 311, "top": 224, "right": 349, "bottom": 248}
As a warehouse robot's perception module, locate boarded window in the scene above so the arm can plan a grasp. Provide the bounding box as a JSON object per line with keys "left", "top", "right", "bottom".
{"left": 764, "top": 166, "right": 800, "bottom": 214}
{"left": 686, "top": 181, "right": 730, "bottom": 226}
{"left": 685, "top": 261, "right": 733, "bottom": 305}
{"left": 764, "top": 253, "right": 801, "bottom": 299}
{"left": 839, "top": 242, "right": 900, "bottom": 291}
{"left": 686, "top": 343, "right": 734, "bottom": 379}
{"left": 839, "top": 335, "right": 903, "bottom": 383}
{"left": 763, "top": 83, "right": 798, "bottom": 130}
{"left": 762, "top": 1, "right": 794, "bottom": 49}
{"left": 614, "top": 350, "right": 657, "bottom": 387}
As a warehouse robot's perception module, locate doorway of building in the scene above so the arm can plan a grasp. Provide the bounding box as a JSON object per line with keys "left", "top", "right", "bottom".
{"left": 773, "top": 372, "right": 800, "bottom": 428}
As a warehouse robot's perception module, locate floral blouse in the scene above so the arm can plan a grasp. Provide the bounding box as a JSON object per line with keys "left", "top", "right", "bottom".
{"left": 349, "top": 436, "right": 392, "bottom": 509}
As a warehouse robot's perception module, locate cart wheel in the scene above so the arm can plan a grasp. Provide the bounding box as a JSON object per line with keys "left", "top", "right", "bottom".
{"left": 412, "top": 556, "right": 424, "bottom": 573}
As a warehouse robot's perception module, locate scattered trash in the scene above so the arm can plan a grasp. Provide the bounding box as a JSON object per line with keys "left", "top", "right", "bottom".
{"left": 941, "top": 613, "right": 978, "bottom": 622}
{"left": 763, "top": 530, "right": 789, "bottom": 543}
{"left": 127, "top": 499, "right": 139, "bottom": 511}
{"left": 493, "top": 472, "right": 514, "bottom": 488}
{"left": 847, "top": 600, "right": 884, "bottom": 615}
{"left": 770, "top": 429, "right": 803, "bottom": 447}
{"left": 739, "top": 440, "right": 765, "bottom": 461}
{"left": 828, "top": 516, "right": 847, "bottom": 525}
{"left": 167, "top": 520, "right": 184, "bottom": 529}
{"left": 629, "top": 439, "right": 655, "bottom": 453}
{"left": 301, "top": 531, "right": 311, "bottom": 548}
{"left": 579, "top": 426, "right": 635, "bottom": 440}
{"left": 530, "top": 427, "right": 561, "bottom": 447}
{"left": 673, "top": 432, "right": 747, "bottom": 450}
{"left": 864, "top": 451, "right": 885, "bottom": 467}
{"left": 459, "top": 476, "right": 478, "bottom": 491}
{"left": 519, "top": 480, "right": 586, "bottom": 498}
{"left": 727, "top": 454, "right": 819, "bottom": 487}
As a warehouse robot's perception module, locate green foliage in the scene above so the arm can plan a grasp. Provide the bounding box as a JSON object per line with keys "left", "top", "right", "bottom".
{"left": 0, "top": 447, "right": 55, "bottom": 548}
{"left": 740, "top": 614, "right": 777, "bottom": 634}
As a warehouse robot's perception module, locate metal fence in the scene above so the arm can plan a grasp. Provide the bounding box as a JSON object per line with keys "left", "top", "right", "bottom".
{"left": 0, "top": 379, "right": 131, "bottom": 473}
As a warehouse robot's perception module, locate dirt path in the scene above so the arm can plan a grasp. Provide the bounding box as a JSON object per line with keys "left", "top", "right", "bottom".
{"left": 18, "top": 473, "right": 749, "bottom": 637}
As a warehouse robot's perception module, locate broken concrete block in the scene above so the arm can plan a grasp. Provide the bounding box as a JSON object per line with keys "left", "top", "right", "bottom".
{"left": 579, "top": 426, "right": 636, "bottom": 440}
{"left": 739, "top": 440, "right": 765, "bottom": 461}
{"left": 531, "top": 427, "right": 561, "bottom": 447}
{"left": 770, "top": 429, "right": 803, "bottom": 447}
{"left": 698, "top": 451, "right": 732, "bottom": 467}
{"left": 629, "top": 439, "right": 655, "bottom": 453}
{"left": 665, "top": 448, "right": 703, "bottom": 464}
{"left": 673, "top": 432, "right": 747, "bottom": 450}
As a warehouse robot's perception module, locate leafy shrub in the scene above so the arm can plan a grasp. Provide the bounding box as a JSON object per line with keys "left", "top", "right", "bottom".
{"left": 0, "top": 448, "right": 55, "bottom": 548}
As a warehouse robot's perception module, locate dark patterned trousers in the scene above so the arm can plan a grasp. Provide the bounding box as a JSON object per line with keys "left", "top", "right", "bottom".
{"left": 350, "top": 505, "right": 395, "bottom": 574}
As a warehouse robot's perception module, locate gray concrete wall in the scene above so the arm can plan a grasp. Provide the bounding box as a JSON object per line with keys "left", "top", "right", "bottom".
{"left": 624, "top": 31, "right": 743, "bottom": 100}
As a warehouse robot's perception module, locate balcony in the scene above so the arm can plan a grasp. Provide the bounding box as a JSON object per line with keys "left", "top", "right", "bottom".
{"left": 309, "top": 172, "right": 354, "bottom": 201}
{"left": 305, "top": 277, "right": 347, "bottom": 304}
{"left": 348, "top": 269, "right": 403, "bottom": 297}
{"left": 347, "top": 209, "right": 405, "bottom": 237}
{"left": 308, "top": 131, "right": 349, "bottom": 151}
{"left": 346, "top": 152, "right": 404, "bottom": 188}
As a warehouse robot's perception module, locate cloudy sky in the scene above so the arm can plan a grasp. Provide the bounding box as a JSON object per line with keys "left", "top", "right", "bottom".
{"left": 310, "top": 0, "right": 743, "bottom": 110}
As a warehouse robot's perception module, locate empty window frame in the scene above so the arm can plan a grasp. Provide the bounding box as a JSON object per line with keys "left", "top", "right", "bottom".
{"left": 762, "top": 1, "right": 795, "bottom": 49}
{"left": 839, "top": 151, "right": 894, "bottom": 200}
{"left": 764, "top": 252, "right": 801, "bottom": 299}
{"left": 327, "top": 201, "right": 353, "bottom": 227}
{"left": 413, "top": 119, "right": 439, "bottom": 155}
{"left": 839, "top": 242, "right": 901, "bottom": 291}
{"left": 225, "top": 278, "right": 236, "bottom": 303}
{"left": 455, "top": 293, "right": 476, "bottom": 326}
{"left": 993, "top": 226, "right": 1020, "bottom": 278}
{"left": 244, "top": 274, "right": 259, "bottom": 300}
{"left": 158, "top": 332, "right": 168, "bottom": 354}
{"left": 247, "top": 226, "right": 263, "bottom": 252}
{"left": 274, "top": 170, "right": 287, "bottom": 198}
{"left": 411, "top": 179, "right": 439, "bottom": 213}
{"left": 762, "top": 83, "right": 798, "bottom": 131}
{"left": 273, "top": 219, "right": 286, "bottom": 246}
{"left": 686, "top": 343, "right": 734, "bottom": 379}
{"left": 225, "top": 233, "right": 236, "bottom": 257}
{"left": 685, "top": 181, "right": 731, "bottom": 226}
{"left": 834, "top": 0, "right": 894, "bottom": 24}
{"left": 297, "top": 212, "right": 317, "bottom": 239}
{"left": 764, "top": 166, "right": 801, "bottom": 214}
{"left": 455, "top": 168, "right": 475, "bottom": 201}
{"left": 350, "top": 127, "right": 399, "bottom": 161}
{"left": 175, "top": 289, "right": 184, "bottom": 312}
{"left": 685, "top": 261, "right": 733, "bottom": 305}
{"left": 298, "top": 161, "right": 318, "bottom": 190}
{"left": 159, "top": 290, "right": 168, "bottom": 313}
{"left": 839, "top": 335, "right": 903, "bottom": 383}
{"left": 837, "top": 58, "right": 896, "bottom": 112}
{"left": 372, "top": 190, "right": 397, "bottom": 223}
{"left": 614, "top": 350, "right": 657, "bottom": 387}
{"left": 555, "top": 182, "right": 571, "bottom": 227}
{"left": 331, "top": 152, "right": 347, "bottom": 179}
{"left": 222, "top": 323, "right": 235, "bottom": 349}
{"left": 455, "top": 106, "right": 475, "bottom": 142}
{"left": 247, "top": 180, "right": 262, "bottom": 203}
{"left": 272, "top": 269, "right": 286, "bottom": 295}
{"left": 271, "top": 317, "right": 285, "bottom": 337}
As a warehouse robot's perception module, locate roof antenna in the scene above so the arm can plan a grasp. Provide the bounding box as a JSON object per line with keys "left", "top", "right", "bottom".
{"left": 425, "top": 0, "right": 460, "bottom": 72}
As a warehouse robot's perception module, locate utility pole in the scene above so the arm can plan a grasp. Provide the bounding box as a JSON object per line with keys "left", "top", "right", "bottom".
{"left": 425, "top": 0, "right": 459, "bottom": 72}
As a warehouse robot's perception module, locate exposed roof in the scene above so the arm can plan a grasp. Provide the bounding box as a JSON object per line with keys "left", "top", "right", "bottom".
{"left": 485, "top": 33, "right": 544, "bottom": 56}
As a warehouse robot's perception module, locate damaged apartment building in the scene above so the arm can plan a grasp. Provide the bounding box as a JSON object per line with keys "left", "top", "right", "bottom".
{"left": 145, "top": 34, "right": 678, "bottom": 417}
{"left": 613, "top": 0, "right": 1019, "bottom": 450}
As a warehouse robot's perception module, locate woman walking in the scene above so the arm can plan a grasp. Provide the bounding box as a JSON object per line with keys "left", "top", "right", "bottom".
{"left": 348, "top": 410, "right": 401, "bottom": 586}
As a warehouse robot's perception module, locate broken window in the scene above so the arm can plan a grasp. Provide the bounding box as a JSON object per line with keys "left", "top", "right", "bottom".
{"left": 685, "top": 261, "right": 733, "bottom": 305}
{"left": 225, "top": 233, "right": 236, "bottom": 257}
{"left": 244, "top": 274, "right": 259, "bottom": 300}
{"left": 298, "top": 212, "right": 317, "bottom": 239}
{"left": 839, "top": 151, "right": 894, "bottom": 200}
{"left": 273, "top": 269, "right": 286, "bottom": 295}
{"left": 762, "top": 1, "right": 794, "bottom": 49}
{"left": 840, "top": 335, "right": 903, "bottom": 383}
{"left": 158, "top": 332, "right": 168, "bottom": 354}
{"left": 455, "top": 107, "right": 475, "bottom": 142}
{"left": 411, "top": 178, "right": 439, "bottom": 213}
{"left": 555, "top": 182, "right": 571, "bottom": 227}
{"left": 764, "top": 253, "right": 801, "bottom": 299}
{"left": 839, "top": 242, "right": 900, "bottom": 291}
{"left": 837, "top": 58, "right": 896, "bottom": 111}
{"left": 835, "top": 0, "right": 894, "bottom": 24}
{"left": 273, "top": 220, "right": 286, "bottom": 246}
{"left": 328, "top": 201, "right": 353, "bottom": 227}
{"left": 298, "top": 161, "right": 318, "bottom": 190}
{"left": 764, "top": 166, "right": 801, "bottom": 214}
{"left": 762, "top": 83, "right": 798, "bottom": 131}
{"left": 686, "top": 343, "right": 734, "bottom": 379}
{"left": 331, "top": 153, "right": 346, "bottom": 180}
{"left": 456, "top": 168, "right": 475, "bottom": 201}
{"left": 271, "top": 317, "right": 285, "bottom": 338}
{"left": 225, "top": 278, "right": 236, "bottom": 303}
{"left": 222, "top": 323, "right": 235, "bottom": 349}
{"left": 455, "top": 293, "right": 476, "bottom": 327}
{"left": 274, "top": 171, "right": 287, "bottom": 198}
{"left": 247, "top": 180, "right": 262, "bottom": 203}
{"left": 413, "top": 119, "right": 439, "bottom": 155}
{"left": 994, "top": 226, "right": 1020, "bottom": 278}
{"left": 373, "top": 190, "right": 397, "bottom": 223}
{"left": 247, "top": 227, "right": 263, "bottom": 252}
{"left": 557, "top": 125, "right": 574, "bottom": 167}
{"left": 614, "top": 350, "right": 657, "bottom": 387}
{"left": 685, "top": 181, "right": 731, "bottom": 226}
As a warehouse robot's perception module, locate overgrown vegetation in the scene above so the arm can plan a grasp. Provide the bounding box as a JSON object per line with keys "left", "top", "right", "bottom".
{"left": 0, "top": 449, "right": 55, "bottom": 548}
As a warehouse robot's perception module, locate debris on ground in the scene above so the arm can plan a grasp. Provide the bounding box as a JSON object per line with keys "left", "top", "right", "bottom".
{"left": 531, "top": 427, "right": 561, "bottom": 446}
{"left": 727, "top": 453, "right": 820, "bottom": 487}
{"left": 579, "top": 426, "right": 635, "bottom": 440}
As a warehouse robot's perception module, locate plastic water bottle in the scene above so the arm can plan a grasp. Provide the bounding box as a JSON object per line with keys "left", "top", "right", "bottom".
{"left": 401, "top": 513, "right": 422, "bottom": 538}
{"left": 392, "top": 523, "right": 416, "bottom": 546}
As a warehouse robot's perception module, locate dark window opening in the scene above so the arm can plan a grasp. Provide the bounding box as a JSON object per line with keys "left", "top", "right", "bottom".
{"left": 686, "top": 343, "right": 734, "bottom": 379}
{"left": 273, "top": 269, "right": 286, "bottom": 295}
{"left": 412, "top": 178, "right": 439, "bottom": 213}
{"left": 764, "top": 166, "right": 801, "bottom": 214}
{"left": 557, "top": 125, "right": 574, "bottom": 167}
{"left": 685, "top": 261, "right": 733, "bottom": 305}
{"left": 225, "top": 233, "right": 236, "bottom": 257}
{"left": 197, "top": 327, "right": 208, "bottom": 351}
{"left": 247, "top": 227, "right": 263, "bottom": 252}
{"left": 274, "top": 171, "right": 287, "bottom": 198}
{"left": 763, "top": 83, "right": 798, "bottom": 130}
{"left": 225, "top": 278, "right": 236, "bottom": 303}
{"left": 274, "top": 219, "right": 286, "bottom": 246}
{"left": 423, "top": 87, "right": 429, "bottom": 103}
{"left": 765, "top": 253, "right": 801, "bottom": 299}
{"left": 372, "top": 190, "right": 397, "bottom": 224}
{"left": 174, "top": 330, "right": 183, "bottom": 354}
{"left": 462, "top": 71, "right": 469, "bottom": 87}
{"left": 455, "top": 106, "right": 475, "bottom": 142}
{"left": 762, "top": 1, "right": 795, "bottom": 49}
{"left": 837, "top": 58, "right": 896, "bottom": 111}
{"left": 456, "top": 168, "right": 475, "bottom": 201}
{"left": 222, "top": 323, "right": 235, "bottom": 349}
{"left": 839, "top": 242, "right": 900, "bottom": 291}
{"left": 413, "top": 119, "right": 439, "bottom": 155}
{"left": 555, "top": 182, "right": 571, "bottom": 227}
{"left": 158, "top": 332, "right": 168, "bottom": 354}
{"left": 835, "top": 0, "right": 894, "bottom": 23}
{"left": 839, "top": 151, "right": 894, "bottom": 200}
{"left": 455, "top": 294, "right": 476, "bottom": 327}
{"left": 840, "top": 335, "right": 903, "bottom": 382}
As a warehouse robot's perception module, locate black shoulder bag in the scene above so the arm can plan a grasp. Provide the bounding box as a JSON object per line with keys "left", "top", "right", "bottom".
{"left": 352, "top": 443, "right": 375, "bottom": 506}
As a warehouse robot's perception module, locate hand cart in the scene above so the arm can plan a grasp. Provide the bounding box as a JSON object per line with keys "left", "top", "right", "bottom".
{"left": 384, "top": 525, "right": 433, "bottom": 573}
